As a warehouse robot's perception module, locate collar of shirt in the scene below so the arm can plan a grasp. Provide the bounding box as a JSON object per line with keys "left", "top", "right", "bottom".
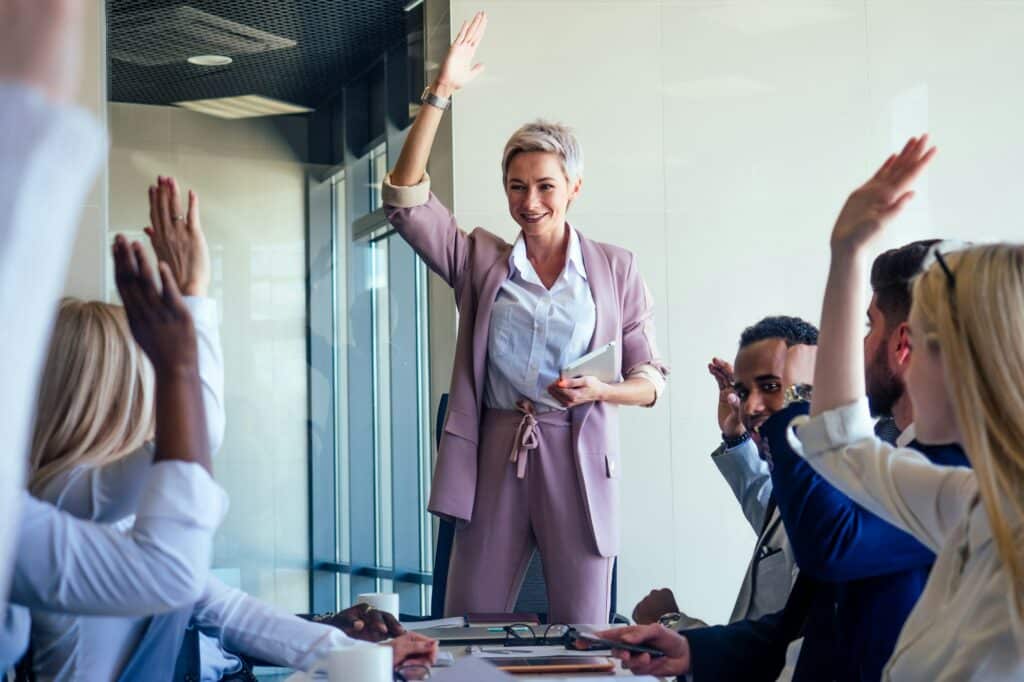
{"left": 509, "top": 225, "right": 588, "bottom": 286}
{"left": 896, "top": 423, "right": 916, "bottom": 448}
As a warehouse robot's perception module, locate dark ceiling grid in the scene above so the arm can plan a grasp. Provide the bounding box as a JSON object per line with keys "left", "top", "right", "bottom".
{"left": 108, "top": 0, "right": 412, "bottom": 108}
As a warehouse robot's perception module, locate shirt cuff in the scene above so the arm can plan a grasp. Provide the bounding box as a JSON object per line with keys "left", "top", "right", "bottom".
{"left": 136, "top": 461, "right": 228, "bottom": 530}
{"left": 626, "top": 363, "right": 667, "bottom": 406}
{"left": 382, "top": 172, "right": 431, "bottom": 208}
{"left": 711, "top": 437, "right": 764, "bottom": 479}
{"left": 794, "top": 397, "right": 876, "bottom": 456}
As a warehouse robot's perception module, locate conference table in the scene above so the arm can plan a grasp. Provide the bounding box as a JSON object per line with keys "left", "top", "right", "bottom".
{"left": 258, "top": 624, "right": 667, "bottom": 681}
{"left": 440, "top": 639, "right": 664, "bottom": 681}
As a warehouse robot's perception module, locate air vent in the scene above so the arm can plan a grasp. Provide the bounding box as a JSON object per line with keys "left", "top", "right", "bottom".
{"left": 110, "top": 4, "right": 296, "bottom": 67}
{"left": 173, "top": 94, "right": 313, "bottom": 119}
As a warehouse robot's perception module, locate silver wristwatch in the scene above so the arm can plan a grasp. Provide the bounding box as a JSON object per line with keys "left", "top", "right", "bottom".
{"left": 420, "top": 86, "right": 451, "bottom": 111}
{"left": 783, "top": 383, "right": 813, "bottom": 408}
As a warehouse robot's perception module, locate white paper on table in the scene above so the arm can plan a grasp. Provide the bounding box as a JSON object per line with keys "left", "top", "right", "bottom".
{"left": 429, "top": 656, "right": 516, "bottom": 680}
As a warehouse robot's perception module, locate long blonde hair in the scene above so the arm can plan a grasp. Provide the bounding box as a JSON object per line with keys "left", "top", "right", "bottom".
{"left": 29, "top": 299, "right": 155, "bottom": 496}
{"left": 913, "top": 243, "right": 1024, "bottom": 620}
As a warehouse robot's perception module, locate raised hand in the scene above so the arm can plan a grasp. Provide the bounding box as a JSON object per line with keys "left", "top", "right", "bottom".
{"left": 435, "top": 11, "right": 487, "bottom": 95}
{"left": 0, "top": 0, "right": 85, "bottom": 103}
{"left": 708, "top": 357, "right": 744, "bottom": 439}
{"left": 144, "top": 176, "right": 211, "bottom": 297}
{"left": 831, "top": 135, "right": 936, "bottom": 255}
{"left": 113, "top": 234, "right": 211, "bottom": 473}
{"left": 112, "top": 235, "right": 197, "bottom": 375}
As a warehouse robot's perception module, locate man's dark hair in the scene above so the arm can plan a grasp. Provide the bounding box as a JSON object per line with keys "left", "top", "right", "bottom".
{"left": 870, "top": 239, "right": 941, "bottom": 327}
{"left": 739, "top": 315, "right": 819, "bottom": 349}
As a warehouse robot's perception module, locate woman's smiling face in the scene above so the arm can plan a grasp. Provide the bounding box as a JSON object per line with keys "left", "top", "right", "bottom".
{"left": 504, "top": 151, "right": 581, "bottom": 238}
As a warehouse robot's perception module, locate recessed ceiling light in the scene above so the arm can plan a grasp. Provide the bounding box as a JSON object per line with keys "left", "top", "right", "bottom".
{"left": 173, "top": 94, "right": 313, "bottom": 119}
{"left": 187, "top": 55, "right": 233, "bottom": 66}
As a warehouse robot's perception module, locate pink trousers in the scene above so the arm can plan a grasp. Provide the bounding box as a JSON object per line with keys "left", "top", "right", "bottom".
{"left": 443, "top": 405, "right": 614, "bottom": 625}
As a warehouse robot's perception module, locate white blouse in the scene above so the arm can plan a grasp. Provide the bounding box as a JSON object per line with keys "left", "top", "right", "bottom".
{"left": 29, "top": 296, "right": 358, "bottom": 681}
{"left": 484, "top": 228, "right": 596, "bottom": 411}
{"left": 792, "top": 398, "right": 1024, "bottom": 681}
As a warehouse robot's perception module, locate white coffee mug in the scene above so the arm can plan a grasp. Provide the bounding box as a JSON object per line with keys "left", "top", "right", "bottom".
{"left": 306, "top": 644, "right": 391, "bottom": 682}
{"left": 357, "top": 591, "right": 400, "bottom": 617}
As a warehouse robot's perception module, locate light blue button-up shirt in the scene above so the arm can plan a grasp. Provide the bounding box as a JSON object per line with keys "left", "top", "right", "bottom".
{"left": 484, "top": 227, "right": 597, "bottom": 412}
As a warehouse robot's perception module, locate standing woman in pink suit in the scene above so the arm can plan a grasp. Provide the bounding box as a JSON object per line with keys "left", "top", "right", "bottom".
{"left": 382, "top": 11, "right": 668, "bottom": 625}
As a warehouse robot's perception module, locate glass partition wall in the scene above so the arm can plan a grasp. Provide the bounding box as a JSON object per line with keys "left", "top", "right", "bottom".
{"left": 107, "top": 2, "right": 433, "bottom": 616}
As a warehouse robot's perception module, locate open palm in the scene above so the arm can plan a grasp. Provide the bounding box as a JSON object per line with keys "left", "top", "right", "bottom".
{"left": 437, "top": 11, "right": 487, "bottom": 91}
{"left": 708, "top": 358, "right": 743, "bottom": 438}
{"left": 831, "top": 135, "right": 936, "bottom": 254}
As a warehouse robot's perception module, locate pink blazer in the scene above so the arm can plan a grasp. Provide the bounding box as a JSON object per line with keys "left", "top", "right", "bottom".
{"left": 385, "top": 192, "right": 667, "bottom": 557}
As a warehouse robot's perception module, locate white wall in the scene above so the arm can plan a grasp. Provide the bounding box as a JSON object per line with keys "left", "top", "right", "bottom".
{"left": 108, "top": 103, "right": 312, "bottom": 611}
{"left": 449, "top": 0, "right": 1024, "bottom": 623}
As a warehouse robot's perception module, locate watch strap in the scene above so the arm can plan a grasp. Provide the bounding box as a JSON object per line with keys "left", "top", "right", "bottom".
{"left": 420, "top": 86, "right": 450, "bottom": 110}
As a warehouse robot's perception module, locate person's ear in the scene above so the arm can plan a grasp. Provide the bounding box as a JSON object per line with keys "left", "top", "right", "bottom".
{"left": 566, "top": 176, "right": 583, "bottom": 208}
{"left": 893, "top": 322, "right": 911, "bottom": 367}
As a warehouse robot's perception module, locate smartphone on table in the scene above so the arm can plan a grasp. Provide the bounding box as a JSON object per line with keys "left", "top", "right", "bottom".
{"left": 568, "top": 631, "right": 665, "bottom": 658}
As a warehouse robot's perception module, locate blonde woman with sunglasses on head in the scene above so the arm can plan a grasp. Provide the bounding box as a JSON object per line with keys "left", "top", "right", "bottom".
{"left": 790, "top": 136, "right": 1024, "bottom": 679}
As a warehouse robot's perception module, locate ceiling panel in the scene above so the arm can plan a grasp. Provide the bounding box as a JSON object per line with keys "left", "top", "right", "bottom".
{"left": 108, "top": 0, "right": 414, "bottom": 108}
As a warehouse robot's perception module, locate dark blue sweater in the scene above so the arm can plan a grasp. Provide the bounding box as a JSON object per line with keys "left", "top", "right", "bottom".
{"left": 762, "top": 403, "right": 969, "bottom": 681}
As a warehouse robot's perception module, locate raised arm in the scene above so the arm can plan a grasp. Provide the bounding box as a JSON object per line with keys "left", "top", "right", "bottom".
{"left": 811, "top": 136, "right": 935, "bottom": 416}
{"left": 0, "top": 0, "right": 105, "bottom": 598}
{"left": 390, "top": 11, "right": 486, "bottom": 187}
{"left": 707, "top": 358, "right": 775, "bottom": 531}
{"left": 383, "top": 12, "right": 488, "bottom": 290}
{"left": 145, "top": 176, "right": 224, "bottom": 452}
{"left": 9, "top": 237, "right": 228, "bottom": 615}
{"left": 114, "top": 235, "right": 213, "bottom": 475}
{"left": 794, "top": 138, "right": 979, "bottom": 550}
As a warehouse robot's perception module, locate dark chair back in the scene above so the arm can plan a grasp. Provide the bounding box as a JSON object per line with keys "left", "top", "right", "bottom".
{"left": 430, "top": 394, "right": 456, "bottom": 618}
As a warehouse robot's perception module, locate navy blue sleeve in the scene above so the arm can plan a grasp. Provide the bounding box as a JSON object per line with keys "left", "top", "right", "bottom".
{"left": 762, "top": 403, "right": 936, "bottom": 582}
{"left": 685, "top": 610, "right": 789, "bottom": 682}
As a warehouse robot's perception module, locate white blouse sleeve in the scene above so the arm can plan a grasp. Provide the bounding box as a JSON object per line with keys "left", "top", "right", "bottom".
{"left": 793, "top": 398, "right": 977, "bottom": 553}
{"left": 9, "top": 461, "right": 228, "bottom": 615}
{"left": 0, "top": 83, "right": 106, "bottom": 596}
{"left": 192, "top": 575, "right": 363, "bottom": 671}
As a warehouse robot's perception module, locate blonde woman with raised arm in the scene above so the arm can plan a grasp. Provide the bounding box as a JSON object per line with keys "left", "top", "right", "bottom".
{"left": 25, "top": 179, "right": 437, "bottom": 681}
{"left": 793, "top": 136, "right": 1023, "bottom": 679}
{"left": 383, "top": 12, "right": 668, "bottom": 624}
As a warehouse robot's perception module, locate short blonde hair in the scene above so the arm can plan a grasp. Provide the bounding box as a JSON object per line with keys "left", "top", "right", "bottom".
{"left": 29, "top": 299, "right": 154, "bottom": 496}
{"left": 501, "top": 119, "right": 583, "bottom": 185}
{"left": 912, "top": 243, "right": 1024, "bottom": 621}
